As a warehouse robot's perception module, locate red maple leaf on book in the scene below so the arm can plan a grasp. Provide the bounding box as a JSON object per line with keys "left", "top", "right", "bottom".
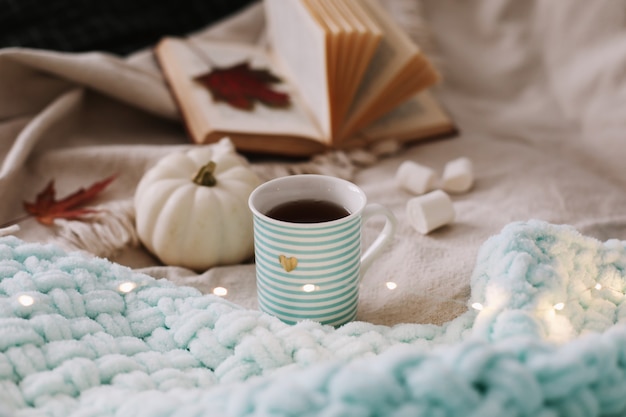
{"left": 195, "top": 62, "right": 290, "bottom": 110}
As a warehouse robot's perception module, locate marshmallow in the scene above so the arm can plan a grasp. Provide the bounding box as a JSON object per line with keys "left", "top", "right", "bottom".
{"left": 395, "top": 161, "right": 437, "bottom": 195}
{"left": 441, "top": 157, "right": 474, "bottom": 193}
{"left": 406, "top": 190, "right": 455, "bottom": 234}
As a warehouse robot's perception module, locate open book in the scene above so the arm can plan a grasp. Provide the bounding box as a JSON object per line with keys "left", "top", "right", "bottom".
{"left": 155, "top": 0, "right": 455, "bottom": 156}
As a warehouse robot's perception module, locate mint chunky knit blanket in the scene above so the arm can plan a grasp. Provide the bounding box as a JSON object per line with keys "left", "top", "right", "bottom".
{"left": 2, "top": 220, "right": 626, "bottom": 417}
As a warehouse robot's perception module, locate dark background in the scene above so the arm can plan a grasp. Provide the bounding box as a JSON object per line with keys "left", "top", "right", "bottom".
{"left": 0, "top": 0, "right": 257, "bottom": 55}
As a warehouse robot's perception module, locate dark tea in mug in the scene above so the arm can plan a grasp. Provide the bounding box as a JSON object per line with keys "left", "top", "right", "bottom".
{"left": 265, "top": 199, "right": 350, "bottom": 223}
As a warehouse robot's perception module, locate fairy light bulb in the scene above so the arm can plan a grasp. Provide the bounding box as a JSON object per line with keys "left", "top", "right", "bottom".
{"left": 17, "top": 295, "right": 34, "bottom": 307}
{"left": 594, "top": 283, "right": 602, "bottom": 290}
{"left": 212, "top": 287, "right": 228, "bottom": 297}
{"left": 553, "top": 302, "right": 565, "bottom": 311}
{"left": 386, "top": 282, "right": 398, "bottom": 290}
{"left": 471, "top": 302, "right": 484, "bottom": 311}
{"left": 118, "top": 282, "right": 137, "bottom": 293}
{"left": 302, "top": 284, "right": 316, "bottom": 293}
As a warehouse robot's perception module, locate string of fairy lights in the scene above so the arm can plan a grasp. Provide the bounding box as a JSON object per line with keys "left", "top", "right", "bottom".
{"left": 11, "top": 278, "right": 626, "bottom": 320}
{"left": 470, "top": 281, "right": 624, "bottom": 314}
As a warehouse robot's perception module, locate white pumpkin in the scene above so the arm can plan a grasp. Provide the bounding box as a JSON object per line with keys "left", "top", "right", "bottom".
{"left": 134, "top": 138, "right": 261, "bottom": 271}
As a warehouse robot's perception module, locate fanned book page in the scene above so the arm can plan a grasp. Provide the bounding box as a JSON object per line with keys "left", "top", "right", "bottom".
{"left": 265, "top": 0, "right": 441, "bottom": 141}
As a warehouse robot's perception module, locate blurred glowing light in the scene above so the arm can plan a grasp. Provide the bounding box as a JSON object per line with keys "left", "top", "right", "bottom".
{"left": 18, "top": 295, "right": 34, "bottom": 307}
{"left": 594, "top": 283, "right": 602, "bottom": 290}
{"left": 302, "top": 284, "right": 316, "bottom": 293}
{"left": 471, "top": 302, "right": 484, "bottom": 311}
{"left": 213, "top": 287, "right": 228, "bottom": 297}
{"left": 553, "top": 302, "right": 565, "bottom": 311}
{"left": 118, "top": 282, "right": 137, "bottom": 293}
{"left": 385, "top": 282, "right": 398, "bottom": 290}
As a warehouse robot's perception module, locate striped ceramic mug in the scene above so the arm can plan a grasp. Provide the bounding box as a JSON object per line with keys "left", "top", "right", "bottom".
{"left": 248, "top": 174, "right": 396, "bottom": 327}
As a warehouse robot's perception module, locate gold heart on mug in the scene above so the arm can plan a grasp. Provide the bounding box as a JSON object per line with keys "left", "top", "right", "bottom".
{"left": 278, "top": 255, "right": 298, "bottom": 272}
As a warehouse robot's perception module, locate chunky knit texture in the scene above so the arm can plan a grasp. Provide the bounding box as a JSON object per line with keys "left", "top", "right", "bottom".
{"left": 1, "top": 220, "right": 626, "bottom": 416}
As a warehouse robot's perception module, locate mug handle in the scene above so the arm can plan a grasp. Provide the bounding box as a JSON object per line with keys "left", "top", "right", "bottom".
{"left": 360, "top": 203, "right": 397, "bottom": 278}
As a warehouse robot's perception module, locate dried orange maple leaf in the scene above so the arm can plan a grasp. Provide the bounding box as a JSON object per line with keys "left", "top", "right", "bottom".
{"left": 195, "top": 62, "right": 290, "bottom": 110}
{"left": 23, "top": 175, "right": 116, "bottom": 225}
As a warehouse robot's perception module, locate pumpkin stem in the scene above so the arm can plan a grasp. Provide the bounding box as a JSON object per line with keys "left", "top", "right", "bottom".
{"left": 192, "top": 161, "right": 217, "bottom": 186}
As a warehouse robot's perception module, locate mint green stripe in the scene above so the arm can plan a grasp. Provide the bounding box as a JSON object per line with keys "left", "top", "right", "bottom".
{"left": 253, "top": 229, "right": 358, "bottom": 250}
{"left": 254, "top": 219, "right": 360, "bottom": 240}
{"left": 322, "top": 304, "right": 358, "bottom": 327}
{"left": 255, "top": 255, "right": 360, "bottom": 281}
{"left": 254, "top": 222, "right": 358, "bottom": 240}
{"left": 258, "top": 297, "right": 358, "bottom": 326}
{"left": 258, "top": 284, "right": 358, "bottom": 312}
{"left": 258, "top": 277, "right": 359, "bottom": 303}
{"left": 254, "top": 241, "right": 360, "bottom": 271}
{"left": 257, "top": 289, "right": 358, "bottom": 313}
{"left": 257, "top": 270, "right": 359, "bottom": 297}
{"left": 254, "top": 233, "right": 360, "bottom": 258}
{"left": 255, "top": 260, "right": 359, "bottom": 285}
{"left": 255, "top": 216, "right": 360, "bottom": 235}
{"left": 253, "top": 224, "right": 359, "bottom": 248}
{"left": 256, "top": 254, "right": 359, "bottom": 277}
